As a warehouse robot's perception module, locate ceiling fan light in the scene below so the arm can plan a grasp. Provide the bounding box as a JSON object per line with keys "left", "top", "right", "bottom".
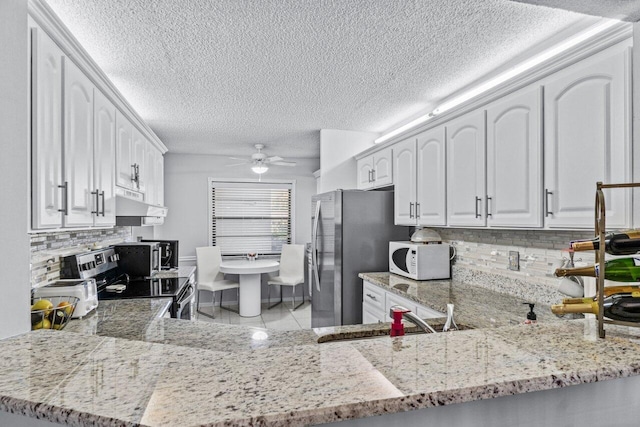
{"left": 251, "top": 164, "right": 269, "bottom": 174}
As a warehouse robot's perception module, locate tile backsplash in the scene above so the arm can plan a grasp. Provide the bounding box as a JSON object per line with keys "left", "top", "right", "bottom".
{"left": 30, "top": 227, "right": 131, "bottom": 288}
{"left": 432, "top": 228, "right": 596, "bottom": 305}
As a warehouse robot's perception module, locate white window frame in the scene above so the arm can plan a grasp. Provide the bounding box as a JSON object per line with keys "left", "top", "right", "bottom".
{"left": 207, "top": 178, "right": 296, "bottom": 258}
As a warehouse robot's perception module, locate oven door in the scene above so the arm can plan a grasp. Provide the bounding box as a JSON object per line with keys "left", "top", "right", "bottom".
{"left": 174, "top": 283, "right": 195, "bottom": 320}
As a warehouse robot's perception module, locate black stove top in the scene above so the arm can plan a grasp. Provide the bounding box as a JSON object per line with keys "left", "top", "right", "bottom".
{"left": 98, "top": 277, "right": 189, "bottom": 301}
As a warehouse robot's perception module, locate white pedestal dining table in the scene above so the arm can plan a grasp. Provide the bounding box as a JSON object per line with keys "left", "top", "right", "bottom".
{"left": 219, "top": 259, "right": 280, "bottom": 317}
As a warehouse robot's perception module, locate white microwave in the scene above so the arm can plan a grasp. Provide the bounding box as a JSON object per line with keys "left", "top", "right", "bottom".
{"left": 389, "top": 241, "right": 450, "bottom": 281}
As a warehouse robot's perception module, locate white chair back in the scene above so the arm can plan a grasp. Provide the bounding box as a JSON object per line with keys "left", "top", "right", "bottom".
{"left": 196, "top": 246, "right": 224, "bottom": 284}
{"left": 278, "top": 244, "right": 305, "bottom": 281}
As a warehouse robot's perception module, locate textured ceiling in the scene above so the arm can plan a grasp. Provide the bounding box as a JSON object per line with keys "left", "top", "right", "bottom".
{"left": 45, "top": 0, "right": 600, "bottom": 159}
{"left": 511, "top": 0, "right": 640, "bottom": 21}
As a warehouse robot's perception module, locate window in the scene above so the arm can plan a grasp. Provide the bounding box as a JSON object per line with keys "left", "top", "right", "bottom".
{"left": 209, "top": 180, "right": 294, "bottom": 257}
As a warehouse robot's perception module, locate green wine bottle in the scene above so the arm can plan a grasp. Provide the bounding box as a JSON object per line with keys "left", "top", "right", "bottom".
{"left": 555, "top": 257, "right": 640, "bottom": 282}
{"left": 571, "top": 230, "right": 640, "bottom": 255}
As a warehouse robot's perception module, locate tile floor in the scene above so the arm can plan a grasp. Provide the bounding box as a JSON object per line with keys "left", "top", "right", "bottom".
{"left": 194, "top": 300, "right": 312, "bottom": 330}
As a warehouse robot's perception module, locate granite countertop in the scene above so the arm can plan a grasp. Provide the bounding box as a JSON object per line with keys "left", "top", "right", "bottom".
{"left": 4, "top": 274, "right": 640, "bottom": 426}
{"left": 359, "top": 272, "right": 559, "bottom": 329}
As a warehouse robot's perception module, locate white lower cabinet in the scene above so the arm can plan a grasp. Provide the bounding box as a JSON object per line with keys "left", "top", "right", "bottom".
{"left": 362, "top": 280, "right": 444, "bottom": 324}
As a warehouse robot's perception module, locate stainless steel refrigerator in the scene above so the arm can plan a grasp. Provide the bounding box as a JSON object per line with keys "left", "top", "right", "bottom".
{"left": 310, "top": 190, "right": 407, "bottom": 327}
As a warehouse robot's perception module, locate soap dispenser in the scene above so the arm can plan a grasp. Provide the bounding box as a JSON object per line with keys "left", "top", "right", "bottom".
{"left": 523, "top": 302, "right": 537, "bottom": 324}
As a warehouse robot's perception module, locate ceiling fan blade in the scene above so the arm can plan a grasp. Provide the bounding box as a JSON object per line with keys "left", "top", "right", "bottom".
{"left": 266, "top": 156, "right": 283, "bottom": 163}
{"left": 226, "top": 161, "right": 250, "bottom": 167}
{"left": 228, "top": 156, "right": 247, "bottom": 161}
{"left": 271, "top": 161, "right": 296, "bottom": 167}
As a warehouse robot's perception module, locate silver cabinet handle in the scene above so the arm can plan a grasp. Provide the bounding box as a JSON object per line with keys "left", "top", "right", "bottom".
{"left": 415, "top": 202, "right": 420, "bottom": 218}
{"left": 371, "top": 169, "right": 376, "bottom": 182}
{"left": 475, "top": 197, "right": 482, "bottom": 218}
{"left": 486, "top": 196, "right": 492, "bottom": 217}
{"left": 312, "top": 200, "right": 321, "bottom": 293}
{"left": 409, "top": 202, "right": 414, "bottom": 218}
{"left": 365, "top": 293, "right": 378, "bottom": 301}
{"left": 100, "top": 191, "right": 106, "bottom": 216}
{"left": 91, "top": 189, "right": 99, "bottom": 215}
{"left": 58, "top": 182, "right": 68, "bottom": 215}
{"left": 545, "top": 189, "right": 553, "bottom": 217}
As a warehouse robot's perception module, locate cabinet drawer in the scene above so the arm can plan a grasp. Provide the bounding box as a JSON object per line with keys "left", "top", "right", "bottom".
{"left": 363, "top": 281, "right": 385, "bottom": 311}
{"left": 385, "top": 292, "right": 418, "bottom": 321}
{"left": 362, "top": 303, "right": 386, "bottom": 324}
{"left": 416, "top": 304, "right": 445, "bottom": 319}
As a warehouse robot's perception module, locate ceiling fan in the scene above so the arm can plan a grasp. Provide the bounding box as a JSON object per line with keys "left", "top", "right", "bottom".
{"left": 227, "top": 144, "right": 296, "bottom": 174}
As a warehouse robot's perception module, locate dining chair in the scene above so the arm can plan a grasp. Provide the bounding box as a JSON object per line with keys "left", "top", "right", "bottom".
{"left": 267, "top": 244, "right": 305, "bottom": 310}
{"left": 195, "top": 246, "right": 239, "bottom": 318}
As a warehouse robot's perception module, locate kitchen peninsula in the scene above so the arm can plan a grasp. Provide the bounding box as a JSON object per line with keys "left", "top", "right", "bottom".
{"left": 3, "top": 274, "right": 640, "bottom": 426}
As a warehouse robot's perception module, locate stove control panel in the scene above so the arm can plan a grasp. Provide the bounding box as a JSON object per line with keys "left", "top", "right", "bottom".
{"left": 61, "top": 248, "right": 119, "bottom": 280}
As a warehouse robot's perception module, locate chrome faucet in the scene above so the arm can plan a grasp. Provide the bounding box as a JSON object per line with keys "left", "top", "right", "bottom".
{"left": 389, "top": 305, "right": 437, "bottom": 334}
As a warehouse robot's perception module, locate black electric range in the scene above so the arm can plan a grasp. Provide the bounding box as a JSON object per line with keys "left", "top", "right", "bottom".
{"left": 60, "top": 247, "right": 195, "bottom": 320}
{"left": 97, "top": 276, "right": 194, "bottom": 320}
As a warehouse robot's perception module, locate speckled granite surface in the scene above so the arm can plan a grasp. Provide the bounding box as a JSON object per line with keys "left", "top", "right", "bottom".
{"left": 359, "top": 272, "right": 559, "bottom": 329}
{"left": 4, "top": 273, "right": 640, "bottom": 426}
{"left": 4, "top": 321, "right": 640, "bottom": 426}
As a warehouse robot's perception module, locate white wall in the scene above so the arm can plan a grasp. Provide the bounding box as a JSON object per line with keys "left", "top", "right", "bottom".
{"left": 319, "top": 129, "right": 378, "bottom": 193}
{"left": 0, "top": 0, "right": 30, "bottom": 339}
{"left": 157, "top": 153, "right": 319, "bottom": 262}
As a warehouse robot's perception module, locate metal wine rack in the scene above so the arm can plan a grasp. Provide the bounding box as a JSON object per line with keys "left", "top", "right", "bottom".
{"left": 594, "top": 181, "right": 640, "bottom": 338}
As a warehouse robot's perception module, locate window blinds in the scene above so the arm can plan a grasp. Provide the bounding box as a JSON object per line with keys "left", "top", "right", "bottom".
{"left": 210, "top": 181, "right": 292, "bottom": 256}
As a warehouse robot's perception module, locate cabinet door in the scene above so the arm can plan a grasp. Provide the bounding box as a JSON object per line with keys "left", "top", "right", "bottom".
{"left": 392, "top": 138, "right": 417, "bottom": 225}
{"left": 145, "top": 142, "right": 157, "bottom": 205}
{"left": 93, "top": 89, "right": 116, "bottom": 226}
{"left": 446, "top": 110, "right": 486, "bottom": 226}
{"left": 31, "top": 27, "right": 63, "bottom": 229}
{"left": 416, "top": 126, "right": 446, "bottom": 226}
{"left": 486, "top": 86, "right": 542, "bottom": 227}
{"left": 155, "top": 150, "right": 165, "bottom": 206}
{"left": 63, "top": 58, "right": 95, "bottom": 227}
{"left": 356, "top": 156, "right": 374, "bottom": 190}
{"left": 373, "top": 147, "right": 393, "bottom": 187}
{"left": 132, "top": 129, "right": 147, "bottom": 193}
{"left": 115, "top": 110, "right": 133, "bottom": 189}
{"left": 544, "top": 42, "right": 631, "bottom": 229}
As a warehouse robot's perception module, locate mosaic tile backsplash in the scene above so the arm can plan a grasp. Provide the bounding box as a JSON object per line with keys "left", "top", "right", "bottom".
{"left": 30, "top": 227, "right": 131, "bottom": 288}
{"left": 433, "top": 228, "right": 598, "bottom": 305}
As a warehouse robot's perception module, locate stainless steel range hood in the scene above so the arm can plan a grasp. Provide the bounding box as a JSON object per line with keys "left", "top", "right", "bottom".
{"left": 115, "top": 192, "right": 168, "bottom": 226}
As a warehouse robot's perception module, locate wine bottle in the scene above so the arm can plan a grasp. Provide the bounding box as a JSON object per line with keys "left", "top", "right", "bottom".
{"left": 562, "top": 285, "right": 640, "bottom": 304}
{"left": 551, "top": 294, "right": 640, "bottom": 322}
{"left": 554, "top": 257, "right": 640, "bottom": 282}
{"left": 571, "top": 230, "right": 640, "bottom": 255}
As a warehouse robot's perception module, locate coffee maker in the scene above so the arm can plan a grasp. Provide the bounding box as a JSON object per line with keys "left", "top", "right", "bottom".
{"left": 141, "top": 239, "right": 179, "bottom": 269}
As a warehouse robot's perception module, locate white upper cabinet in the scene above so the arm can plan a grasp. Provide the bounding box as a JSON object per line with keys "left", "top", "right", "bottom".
{"left": 356, "top": 147, "right": 392, "bottom": 190}
{"left": 416, "top": 126, "right": 446, "bottom": 226}
{"left": 372, "top": 147, "right": 393, "bottom": 187}
{"left": 115, "top": 109, "right": 134, "bottom": 190}
{"left": 486, "top": 86, "right": 542, "bottom": 227}
{"left": 393, "top": 138, "right": 417, "bottom": 225}
{"left": 544, "top": 41, "right": 631, "bottom": 229}
{"left": 63, "top": 58, "right": 95, "bottom": 227}
{"left": 357, "top": 156, "right": 374, "bottom": 190}
{"left": 31, "top": 27, "right": 63, "bottom": 229}
{"left": 93, "top": 89, "right": 116, "bottom": 226}
{"left": 446, "top": 110, "right": 486, "bottom": 227}
{"left": 132, "top": 128, "right": 147, "bottom": 193}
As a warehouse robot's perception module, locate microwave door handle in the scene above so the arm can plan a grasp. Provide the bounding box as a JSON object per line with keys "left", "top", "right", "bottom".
{"left": 312, "top": 200, "right": 321, "bottom": 293}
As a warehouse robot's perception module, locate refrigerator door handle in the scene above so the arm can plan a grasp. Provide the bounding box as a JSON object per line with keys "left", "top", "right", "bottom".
{"left": 312, "top": 200, "right": 321, "bottom": 293}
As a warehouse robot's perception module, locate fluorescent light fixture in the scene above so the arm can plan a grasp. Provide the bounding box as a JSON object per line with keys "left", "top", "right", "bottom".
{"left": 375, "top": 18, "right": 619, "bottom": 144}
{"left": 251, "top": 164, "right": 269, "bottom": 174}
{"left": 374, "top": 113, "right": 433, "bottom": 144}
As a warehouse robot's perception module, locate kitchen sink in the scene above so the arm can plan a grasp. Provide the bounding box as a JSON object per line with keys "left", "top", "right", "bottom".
{"left": 316, "top": 322, "right": 473, "bottom": 343}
